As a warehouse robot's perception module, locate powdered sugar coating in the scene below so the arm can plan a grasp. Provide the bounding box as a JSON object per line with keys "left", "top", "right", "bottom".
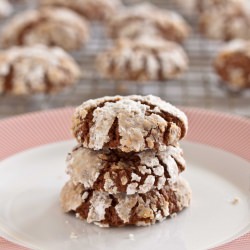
{"left": 107, "top": 3, "right": 190, "bottom": 43}
{"left": 175, "top": 0, "right": 197, "bottom": 14}
{"left": 66, "top": 146, "right": 103, "bottom": 189}
{"left": 97, "top": 38, "right": 188, "bottom": 81}
{"left": 0, "top": 45, "right": 80, "bottom": 95}
{"left": 0, "top": 7, "right": 89, "bottom": 51}
{"left": 66, "top": 144, "right": 186, "bottom": 194}
{"left": 115, "top": 195, "right": 138, "bottom": 223}
{"left": 138, "top": 175, "right": 155, "bottom": 193}
{"left": 214, "top": 39, "right": 250, "bottom": 89}
{"left": 60, "top": 177, "right": 192, "bottom": 227}
{"left": 87, "top": 191, "right": 112, "bottom": 223}
{"left": 40, "top": 0, "right": 121, "bottom": 21}
{"left": 199, "top": 0, "right": 250, "bottom": 40}
{"left": 216, "top": 39, "right": 250, "bottom": 55}
{"left": 0, "top": 0, "right": 12, "bottom": 18}
{"left": 72, "top": 95, "right": 188, "bottom": 152}
{"left": 176, "top": 0, "right": 246, "bottom": 14}
{"left": 198, "top": 0, "right": 246, "bottom": 12}
{"left": 60, "top": 181, "right": 85, "bottom": 212}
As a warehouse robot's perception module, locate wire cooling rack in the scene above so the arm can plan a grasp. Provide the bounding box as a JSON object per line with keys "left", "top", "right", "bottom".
{"left": 0, "top": 0, "right": 250, "bottom": 119}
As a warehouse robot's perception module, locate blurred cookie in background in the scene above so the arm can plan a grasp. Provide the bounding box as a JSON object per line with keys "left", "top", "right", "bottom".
{"left": 214, "top": 39, "right": 250, "bottom": 91}
{"left": 175, "top": 0, "right": 246, "bottom": 14}
{"left": 107, "top": 3, "right": 190, "bottom": 43}
{"left": 0, "top": 0, "right": 12, "bottom": 18}
{"left": 199, "top": 0, "right": 250, "bottom": 40}
{"left": 196, "top": 0, "right": 246, "bottom": 12}
{"left": 0, "top": 8, "right": 89, "bottom": 51}
{"left": 96, "top": 37, "right": 189, "bottom": 82}
{"left": 40, "top": 0, "right": 122, "bottom": 21}
{"left": 174, "top": 0, "right": 197, "bottom": 15}
{"left": 0, "top": 45, "right": 80, "bottom": 95}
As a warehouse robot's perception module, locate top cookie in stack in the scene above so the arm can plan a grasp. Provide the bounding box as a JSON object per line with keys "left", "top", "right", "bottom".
{"left": 72, "top": 95, "right": 188, "bottom": 152}
{"left": 61, "top": 95, "right": 191, "bottom": 227}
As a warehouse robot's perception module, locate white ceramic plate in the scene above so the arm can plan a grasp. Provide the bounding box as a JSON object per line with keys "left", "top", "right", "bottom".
{"left": 0, "top": 140, "right": 249, "bottom": 250}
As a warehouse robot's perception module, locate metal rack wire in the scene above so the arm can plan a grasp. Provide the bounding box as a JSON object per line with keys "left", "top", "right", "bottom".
{"left": 0, "top": 0, "right": 249, "bottom": 119}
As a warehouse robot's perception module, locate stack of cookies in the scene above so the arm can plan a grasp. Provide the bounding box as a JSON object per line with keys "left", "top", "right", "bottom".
{"left": 60, "top": 95, "right": 191, "bottom": 227}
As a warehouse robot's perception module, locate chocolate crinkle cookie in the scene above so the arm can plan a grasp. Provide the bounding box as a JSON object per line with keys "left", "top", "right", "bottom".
{"left": 196, "top": 0, "right": 246, "bottom": 13}
{"left": 40, "top": 0, "right": 122, "bottom": 21}
{"left": 60, "top": 178, "right": 191, "bottom": 227}
{"left": 214, "top": 39, "right": 250, "bottom": 90}
{"left": 66, "top": 144, "right": 186, "bottom": 195}
{"left": 72, "top": 95, "right": 188, "bottom": 152}
{"left": 199, "top": 0, "right": 250, "bottom": 40}
{"left": 107, "top": 3, "right": 190, "bottom": 43}
{"left": 176, "top": 0, "right": 245, "bottom": 14}
{"left": 0, "top": 45, "right": 80, "bottom": 95}
{"left": 0, "top": 7, "right": 89, "bottom": 51}
{"left": 96, "top": 38, "right": 189, "bottom": 81}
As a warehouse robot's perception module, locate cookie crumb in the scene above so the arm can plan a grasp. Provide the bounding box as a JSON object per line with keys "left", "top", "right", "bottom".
{"left": 70, "top": 232, "right": 78, "bottom": 239}
{"left": 231, "top": 197, "right": 240, "bottom": 205}
{"left": 170, "top": 213, "right": 177, "bottom": 218}
{"left": 128, "top": 233, "right": 135, "bottom": 240}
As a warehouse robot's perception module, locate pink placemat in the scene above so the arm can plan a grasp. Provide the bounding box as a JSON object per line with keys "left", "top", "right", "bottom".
{"left": 0, "top": 107, "right": 250, "bottom": 250}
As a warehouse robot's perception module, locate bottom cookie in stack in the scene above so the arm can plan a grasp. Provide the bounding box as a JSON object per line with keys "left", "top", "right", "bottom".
{"left": 60, "top": 178, "right": 191, "bottom": 227}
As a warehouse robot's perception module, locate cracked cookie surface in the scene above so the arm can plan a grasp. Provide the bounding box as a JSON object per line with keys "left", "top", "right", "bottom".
{"left": 66, "top": 144, "right": 186, "bottom": 195}
{"left": 72, "top": 95, "right": 188, "bottom": 152}
{"left": 107, "top": 3, "right": 190, "bottom": 43}
{"left": 40, "top": 0, "right": 121, "bottom": 21}
{"left": 199, "top": 0, "right": 250, "bottom": 40}
{"left": 60, "top": 177, "right": 191, "bottom": 227}
{"left": 214, "top": 39, "right": 250, "bottom": 89}
{"left": 0, "top": 45, "right": 80, "bottom": 95}
{"left": 0, "top": 7, "right": 89, "bottom": 51}
{"left": 97, "top": 38, "right": 188, "bottom": 81}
